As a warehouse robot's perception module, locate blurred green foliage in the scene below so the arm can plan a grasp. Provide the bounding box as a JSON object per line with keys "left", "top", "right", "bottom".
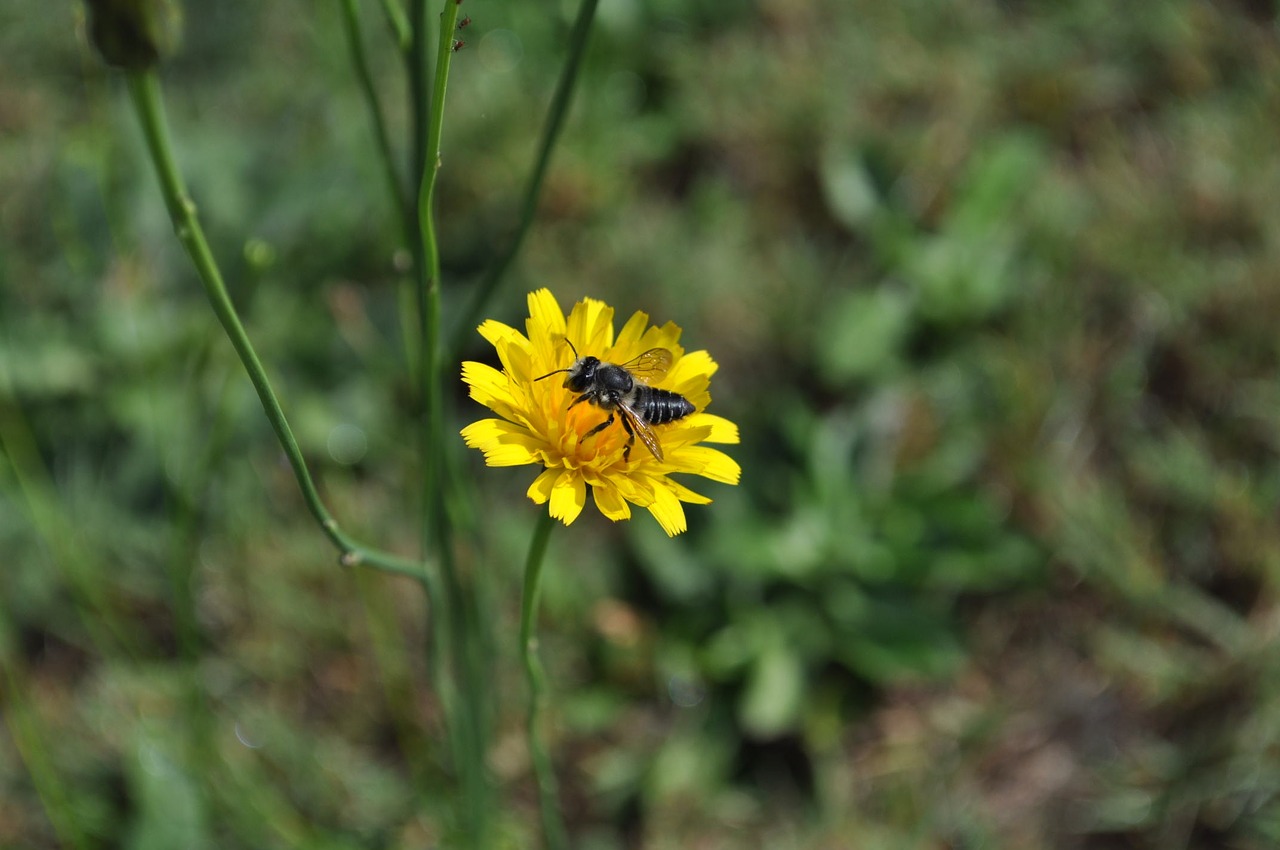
{"left": 5, "top": 0, "right": 1280, "bottom": 848}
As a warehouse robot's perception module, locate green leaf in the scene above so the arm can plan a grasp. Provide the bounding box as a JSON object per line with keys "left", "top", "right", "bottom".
{"left": 818, "top": 286, "right": 913, "bottom": 384}
{"left": 125, "top": 729, "right": 211, "bottom": 850}
{"left": 834, "top": 596, "right": 965, "bottom": 684}
{"left": 904, "top": 134, "right": 1048, "bottom": 324}
{"left": 819, "top": 146, "right": 880, "bottom": 231}
{"left": 739, "top": 644, "right": 806, "bottom": 738}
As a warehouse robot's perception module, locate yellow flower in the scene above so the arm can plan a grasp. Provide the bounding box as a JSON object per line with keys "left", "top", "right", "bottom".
{"left": 461, "top": 289, "right": 741, "bottom": 536}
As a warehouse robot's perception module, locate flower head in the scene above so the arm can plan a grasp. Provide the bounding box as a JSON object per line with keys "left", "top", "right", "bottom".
{"left": 461, "top": 289, "right": 740, "bottom": 535}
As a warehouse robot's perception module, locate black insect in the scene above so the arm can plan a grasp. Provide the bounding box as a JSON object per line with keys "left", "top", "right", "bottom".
{"left": 536, "top": 339, "right": 695, "bottom": 461}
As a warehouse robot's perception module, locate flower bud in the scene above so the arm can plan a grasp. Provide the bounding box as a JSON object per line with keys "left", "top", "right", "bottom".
{"left": 84, "top": 0, "right": 181, "bottom": 70}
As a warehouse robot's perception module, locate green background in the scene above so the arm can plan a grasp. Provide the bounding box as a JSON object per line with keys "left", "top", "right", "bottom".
{"left": 4, "top": 1, "right": 1280, "bottom": 847}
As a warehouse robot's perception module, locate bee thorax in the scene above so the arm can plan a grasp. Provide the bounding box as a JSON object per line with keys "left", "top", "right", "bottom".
{"left": 597, "top": 364, "right": 634, "bottom": 393}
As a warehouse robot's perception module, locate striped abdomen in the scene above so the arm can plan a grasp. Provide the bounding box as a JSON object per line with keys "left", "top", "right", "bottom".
{"left": 632, "top": 385, "right": 696, "bottom": 425}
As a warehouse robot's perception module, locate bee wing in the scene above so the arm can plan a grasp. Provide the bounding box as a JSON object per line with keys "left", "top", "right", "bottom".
{"left": 620, "top": 348, "right": 673, "bottom": 384}
{"left": 617, "top": 400, "right": 664, "bottom": 462}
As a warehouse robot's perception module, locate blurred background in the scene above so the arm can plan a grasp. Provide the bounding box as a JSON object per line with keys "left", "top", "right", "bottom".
{"left": 4, "top": 0, "right": 1280, "bottom": 847}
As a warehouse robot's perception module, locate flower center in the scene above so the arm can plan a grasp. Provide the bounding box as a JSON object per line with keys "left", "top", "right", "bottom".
{"left": 563, "top": 401, "right": 631, "bottom": 465}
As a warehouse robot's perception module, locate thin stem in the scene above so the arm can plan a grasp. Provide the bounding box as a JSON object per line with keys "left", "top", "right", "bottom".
{"left": 161, "top": 339, "right": 231, "bottom": 821}
{"left": 407, "top": 1, "right": 431, "bottom": 237}
{"left": 417, "top": 0, "right": 461, "bottom": 280}
{"left": 414, "top": 2, "right": 493, "bottom": 842}
{"left": 417, "top": 0, "right": 460, "bottom": 563}
{"left": 123, "top": 71, "right": 425, "bottom": 583}
{"left": 0, "top": 607, "right": 92, "bottom": 850}
{"left": 338, "top": 0, "right": 409, "bottom": 228}
{"left": 0, "top": 372, "right": 139, "bottom": 655}
{"left": 379, "top": 0, "right": 412, "bottom": 51}
{"left": 449, "top": 0, "right": 599, "bottom": 361}
{"left": 520, "top": 510, "right": 568, "bottom": 850}
{"left": 407, "top": 2, "right": 432, "bottom": 547}
{"left": 165, "top": 336, "right": 232, "bottom": 662}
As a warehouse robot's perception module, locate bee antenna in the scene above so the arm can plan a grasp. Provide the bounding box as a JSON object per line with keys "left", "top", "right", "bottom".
{"left": 534, "top": 336, "right": 579, "bottom": 382}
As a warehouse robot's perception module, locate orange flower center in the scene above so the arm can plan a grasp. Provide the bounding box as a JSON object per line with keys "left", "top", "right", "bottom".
{"left": 563, "top": 400, "right": 632, "bottom": 464}
{"left": 536, "top": 382, "right": 636, "bottom": 468}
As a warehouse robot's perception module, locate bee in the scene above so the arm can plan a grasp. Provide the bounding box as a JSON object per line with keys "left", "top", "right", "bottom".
{"left": 536, "top": 339, "right": 696, "bottom": 462}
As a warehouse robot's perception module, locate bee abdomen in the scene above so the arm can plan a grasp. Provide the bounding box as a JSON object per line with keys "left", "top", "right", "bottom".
{"left": 636, "top": 387, "right": 696, "bottom": 425}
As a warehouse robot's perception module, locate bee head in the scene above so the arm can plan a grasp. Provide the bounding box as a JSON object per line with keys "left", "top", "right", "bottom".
{"left": 563, "top": 356, "right": 599, "bottom": 392}
{"left": 534, "top": 337, "right": 596, "bottom": 389}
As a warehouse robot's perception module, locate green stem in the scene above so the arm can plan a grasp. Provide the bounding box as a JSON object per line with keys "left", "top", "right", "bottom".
{"left": 407, "top": 1, "right": 431, "bottom": 229}
{"left": 0, "top": 370, "right": 140, "bottom": 655}
{"left": 165, "top": 335, "right": 230, "bottom": 661}
{"left": 414, "top": 2, "right": 493, "bottom": 842}
{"left": 520, "top": 511, "right": 568, "bottom": 850}
{"left": 407, "top": 0, "right": 491, "bottom": 839}
{"left": 161, "top": 339, "right": 231, "bottom": 823}
{"left": 338, "top": 0, "right": 409, "bottom": 228}
{"left": 124, "top": 71, "right": 425, "bottom": 583}
{"left": 417, "top": 0, "right": 460, "bottom": 279}
{"left": 449, "top": 0, "right": 599, "bottom": 360}
{"left": 379, "top": 0, "right": 412, "bottom": 51}
{"left": 416, "top": 0, "right": 460, "bottom": 565}
{"left": 0, "top": 610, "right": 92, "bottom": 850}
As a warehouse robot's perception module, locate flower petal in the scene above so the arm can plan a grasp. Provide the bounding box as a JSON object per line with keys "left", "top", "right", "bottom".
{"left": 477, "top": 319, "right": 521, "bottom": 349}
{"left": 592, "top": 481, "right": 632, "bottom": 521}
{"left": 549, "top": 469, "right": 587, "bottom": 525}
{"left": 647, "top": 483, "right": 688, "bottom": 536}
{"left": 567, "top": 297, "right": 615, "bottom": 355}
{"left": 666, "top": 350, "right": 717, "bottom": 401}
{"left": 627, "top": 320, "right": 684, "bottom": 366}
{"left": 460, "top": 418, "right": 545, "bottom": 467}
{"left": 690, "top": 413, "right": 739, "bottom": 444}
{"left": 610, "top": 310, "right": 651, "bottom": 362}
{"left": 526, "top": 289, "right": 567, "bottom": 371}
{"left": 526, "top": 467, "right": 559, "bottom": 505}
{"left": 460, "top": 417, "right": 512, "bottom": 447}
{"left": 479, "top": 320, "right": 533, "bottom": 383}
{"left": 666, "top": 445, "right": 742, "bottom": 484}
{"left": 667, "top": 478, "right": 712, "bottom": 505}
{"left": 658, "top": 422, "right": 713, "bottom": 453}
{"left": 659, "top": 411, "right": 741, "bottom": 450}
{"left": 461, "top": 361, "right": 522, "bottom": 421}
{"left": 667, "top": 349, "right": 718, "bottom": 382}
{"left": 613, "top": 471, "right": 657, "bottom": 507}
{"left": 656, "top": 413, "right": 738, "bottom": 452}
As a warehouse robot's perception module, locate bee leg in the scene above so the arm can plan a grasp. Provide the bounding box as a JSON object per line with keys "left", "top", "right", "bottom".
{"left": 568, "top": 393, "right": 591, "bottom": 410}
{"left": 581, "top": 411, "right": 614, "bottom": 440}
{"left": 618, "top": 413, "right": 636, "bottom": 462}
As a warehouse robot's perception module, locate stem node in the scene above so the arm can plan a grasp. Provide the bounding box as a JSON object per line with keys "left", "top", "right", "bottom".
{"left": 124, "top": 70, "right": 428, "bottom": 584}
